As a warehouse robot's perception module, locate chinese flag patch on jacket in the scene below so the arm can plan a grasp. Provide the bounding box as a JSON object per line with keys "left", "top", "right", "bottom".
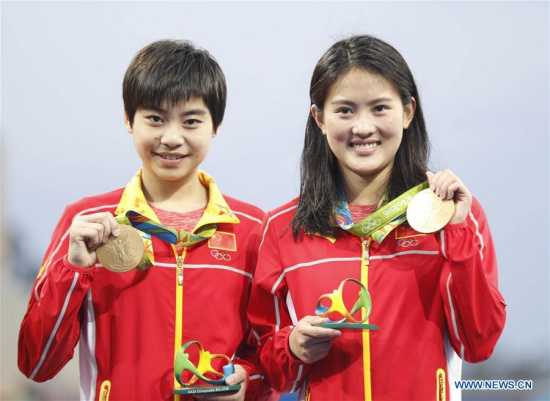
{"left": 209, "top": 231, "right": 237, "bottom": 251}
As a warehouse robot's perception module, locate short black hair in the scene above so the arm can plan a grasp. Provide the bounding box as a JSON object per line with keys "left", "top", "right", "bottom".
{"left": 123, "top": 39, "right": 226, "bottom": 129}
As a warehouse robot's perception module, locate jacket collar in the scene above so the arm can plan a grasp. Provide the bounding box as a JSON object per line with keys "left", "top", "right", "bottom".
{"left": 115, "top": 169, "right": 240, "bottom": 230}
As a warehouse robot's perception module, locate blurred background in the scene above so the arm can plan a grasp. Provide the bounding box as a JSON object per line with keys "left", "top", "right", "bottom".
{"left": 1, "top": 1, "right": 548, "bottom": 400}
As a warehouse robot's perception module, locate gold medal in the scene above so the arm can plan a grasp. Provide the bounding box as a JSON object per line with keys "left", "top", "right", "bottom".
{"left": 406, "top": 189, "right": 455, "bottom": 234}
{"left": 96, "top": 225, "right": 145, "bottom": 273}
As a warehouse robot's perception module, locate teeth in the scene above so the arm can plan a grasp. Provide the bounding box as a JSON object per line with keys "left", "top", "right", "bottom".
{"left": 352, "top": 143, "right": 378, "bottom": 150}
{"left": 160, "top": 154, "right": 183, "bottom": 160}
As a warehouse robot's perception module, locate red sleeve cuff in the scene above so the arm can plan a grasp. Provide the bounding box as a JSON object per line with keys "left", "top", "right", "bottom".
{"left": 284, "top": 326, "right": 310, "bottom": 367}
{"left": 63, "top": 255, "right": 96, "bottom": 276}
{"left": 445, "top": 219, "right": 469, "bottom": 231}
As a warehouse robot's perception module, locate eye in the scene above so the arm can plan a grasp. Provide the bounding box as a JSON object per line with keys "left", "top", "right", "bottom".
{"left": 184, "top": 119, "right": 202, "bottom": 127}
{"left": 373, "top": 105, "right": 389, "bottom": 112}
{"left": 336, "top": 107, "right": 353, "bottom": 115}
{"left": 145, "top": 115, "right": 164, "bottom": 124}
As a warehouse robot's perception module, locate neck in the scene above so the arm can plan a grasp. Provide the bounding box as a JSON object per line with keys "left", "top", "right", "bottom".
{"left": 141, "top": 169, "right": 209, "bottom": 213}
{"left": 341, "top": 169, "right": 391, "bottom": 206}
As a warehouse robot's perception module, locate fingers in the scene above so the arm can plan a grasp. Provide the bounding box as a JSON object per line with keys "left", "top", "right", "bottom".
{"left": 426, "top": 169, "right": 462, "bottom": 200}
{"left": 306, "top": 338, "right": 335, "bottom": 355}
{"left": 426, "top": 169, "right": 473, "bottom": 225}
{"left": 304, "top": 326, "right": 342, "bottom": 342}
{"left": 292, "top": 337, "right": 334, "bottom": 364}
{"left": 74, "top": 223, "right": 107, "bottom": 250}
{"left": 108, "top": 213, "right": 120, "bottom": 237}
{"left": 308, "top": 342, "right": 335, "bottom": 362}
{"left": 78, "top": 212, "right": 120, "bottom": 238}
{"left": 289, "top": 315, "right": 341, "bottom": 363}
{"left": 297, "top": 316, "right": 342, "bottom": 340}
{"left": 68, "top": 212, "right": 120, "bottom": 268}
{"left": 194, "top": 364, "right": 246, "bottom": 400}
{"left": 73, "top": 212, "right": 120, "bottom": 248}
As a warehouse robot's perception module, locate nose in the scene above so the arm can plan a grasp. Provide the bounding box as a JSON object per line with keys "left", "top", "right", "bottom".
{"left": 351, "top": 112, "right": 376, "bottom": 136}
{"left": 159, "top": 123, "right": 185, "bottom": 147}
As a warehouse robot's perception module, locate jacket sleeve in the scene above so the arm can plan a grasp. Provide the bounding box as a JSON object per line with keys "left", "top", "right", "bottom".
{"left": 247, "top": 212, "right": 311, "bottom": 394}
{"left": 438, "top": 197, "right": 506, "bottom": 362}
{"left": 233, "top": 331, "right": 278, "bottom": 401}
{"left": 18, "top": 204, "right": 96, "bottom": 382}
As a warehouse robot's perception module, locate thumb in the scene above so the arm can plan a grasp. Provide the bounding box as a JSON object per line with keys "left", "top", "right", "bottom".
{"left": 302, "top": 315, "right": 328, "bottom": 326}
{"left": 225, "top": 364, "right": 246, "bottom": 385}
{"left": 425, "top": 171, "right": 435, "bottom": 189}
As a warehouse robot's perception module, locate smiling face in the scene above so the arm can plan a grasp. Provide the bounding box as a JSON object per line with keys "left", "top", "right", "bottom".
{"left": 312, "top": 67, "right": 415, "bottom": 189}
{"left": 125, "top": 97, "right": 218, "bottom": 189}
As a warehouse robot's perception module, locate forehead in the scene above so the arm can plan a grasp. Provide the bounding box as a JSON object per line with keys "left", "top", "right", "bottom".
{"left": 327, "top": 68, "right": 400, "bottom": 101}
{"left": 140, "top": 96, "right": 210, "bottom": 114}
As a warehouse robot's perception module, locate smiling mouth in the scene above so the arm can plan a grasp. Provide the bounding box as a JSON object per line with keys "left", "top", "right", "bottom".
{"left": 156, "top": 153, "right": 186, "bottom": 160}
{"left": 350, "top": 142, "right": 379, "bottom": 150}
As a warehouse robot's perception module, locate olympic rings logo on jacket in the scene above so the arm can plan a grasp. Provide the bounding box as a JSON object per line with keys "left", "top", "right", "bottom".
{"left": 211, "top": 250, "right": 232, "bottom": 261}
{"left": 397, "top": 239, "right": 419, "bottom": 247}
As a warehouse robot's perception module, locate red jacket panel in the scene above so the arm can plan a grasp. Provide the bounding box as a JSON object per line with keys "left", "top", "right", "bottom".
{"left": 18, "top": 171, "right": 273, "bottom": 400}
{"left": 248, "top": 197, "right": 506, "bottom": 400}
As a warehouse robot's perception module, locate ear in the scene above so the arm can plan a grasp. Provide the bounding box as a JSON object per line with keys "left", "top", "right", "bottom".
{"left": 124, "top": 111, "right": 133, "bottom": 134}
{"left": 311, "top": 104, "right": 326, "bottom": 135}
{"left": 212, "top": 124, "right": 221, "bottom": 138}
{"left": 403, "top": 97, "right": 417, "bottom": 130}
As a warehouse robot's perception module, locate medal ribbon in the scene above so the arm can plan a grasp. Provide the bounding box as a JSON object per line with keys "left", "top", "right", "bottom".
{"left": 335, "top": 181, "right": 429, "bottom": 243}
{"left": 114, "top": 211, "right": 217, "bottom": 270}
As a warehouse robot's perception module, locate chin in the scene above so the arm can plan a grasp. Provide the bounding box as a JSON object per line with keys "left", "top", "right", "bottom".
{"left": 346, "top": 159, "right": 393, "bottom": 177}
{"left": 154, "top": 170, "right": 190, "bottom": 182}
{"left": 348, "top": 165, "right": 379, "bottom": 175}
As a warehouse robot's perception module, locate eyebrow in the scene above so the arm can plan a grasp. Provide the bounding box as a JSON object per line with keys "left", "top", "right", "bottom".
{"left": 330, "top": 97, "right": 395, "bottom": 106}
{"left": 180, "top": 109, "right": 207, "bottom": 117}
{"left": 143, "top": 107, "right": 207, "bottom": 117}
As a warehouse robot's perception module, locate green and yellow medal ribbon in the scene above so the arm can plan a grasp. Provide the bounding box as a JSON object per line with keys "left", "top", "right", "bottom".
{"left": 109, "top": 169, "right": 239, "bottom": 271}
{"left": 334, "top": 181, "right": 429, "bottom": 242}
{"left": 114, "top": 211, "right": 217, "bottom": 271}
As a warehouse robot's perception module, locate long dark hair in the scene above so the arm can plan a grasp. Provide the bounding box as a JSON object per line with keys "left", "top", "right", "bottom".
{"left": 292, "top": 35, "right": 430, "bottom": 241}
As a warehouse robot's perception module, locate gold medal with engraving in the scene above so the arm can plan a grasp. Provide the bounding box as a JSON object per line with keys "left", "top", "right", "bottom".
{"left": 406, "top": 189, "right": 455, "bottom": 233}
{"left": 96, "top": 225, "right": 145, "bottom": 273}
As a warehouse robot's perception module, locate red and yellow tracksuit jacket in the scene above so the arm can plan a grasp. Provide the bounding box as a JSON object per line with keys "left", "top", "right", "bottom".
{"left": 248, "top": 197, "right": 506, "bottom": 400}
{"left": 18, "top": 170, "right": 272, "bottom": 401}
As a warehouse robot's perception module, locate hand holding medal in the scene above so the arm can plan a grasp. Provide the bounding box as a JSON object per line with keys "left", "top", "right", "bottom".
{"left": 70, "top": 209, "right": 219, "bottom": 272}
{"left": 426, "top": 170, "right": 472, "bottom": 225}
{"left": 68, "top": 212, "right": 122, "bottom": 269}
{"left": 68, "top": 212, "right": 146, "bottom": 272}
{"left": 407, "top": 170, "right": 472, "bottom": 233}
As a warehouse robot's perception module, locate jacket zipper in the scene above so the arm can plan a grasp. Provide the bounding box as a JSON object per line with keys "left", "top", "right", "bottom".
{"left": 173, "top": 247, "right": 187, "bottom": 400}
{"left": 363, "top": 237, "right": 370, "bottom": 267}
{"left": 361, "top": 237, "right": 372, "bottom": 401}
{"left": 177, "top": 254, "right": 184, "bottom": 285}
